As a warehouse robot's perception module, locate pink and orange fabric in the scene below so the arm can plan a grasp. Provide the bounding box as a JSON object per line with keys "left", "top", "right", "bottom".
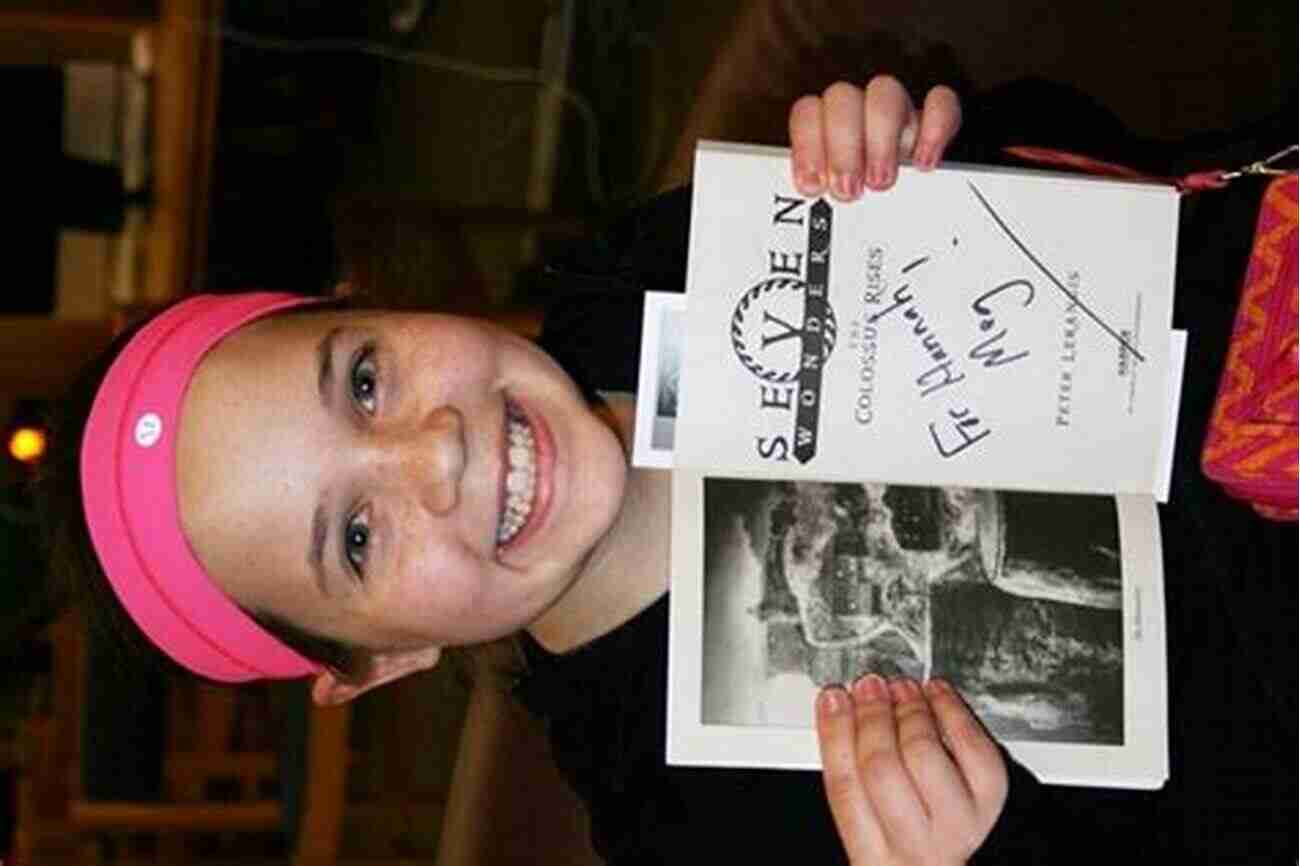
{"left": 1201, "top": 176, "right": 1298, "bottom": 520}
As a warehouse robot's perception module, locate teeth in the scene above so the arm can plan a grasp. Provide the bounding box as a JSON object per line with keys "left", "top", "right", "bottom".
{"left": 507, "top": 469, "right": 531, "bottom": 494}
{"left": 497, "top": 405, "right": 536, "bottom": 546}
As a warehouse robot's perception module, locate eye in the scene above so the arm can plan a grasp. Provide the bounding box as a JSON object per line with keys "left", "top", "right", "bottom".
{"left": 350, "top": 344, "right": 379, "bottom": 415}
{"left": 344, "top": 510, "right": 370, "bottom": 578}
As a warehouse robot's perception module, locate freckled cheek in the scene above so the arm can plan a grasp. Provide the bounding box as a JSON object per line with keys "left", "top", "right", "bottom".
{"left": 410, "top": 333, "right": 498, "bottom": 389}
{"left": 398, "top": 550, "right": 486, "bottom": 632}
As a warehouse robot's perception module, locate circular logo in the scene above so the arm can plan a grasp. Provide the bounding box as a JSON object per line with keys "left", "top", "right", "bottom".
{"left": 134, "top": 412, "right": 163, "bottom": 448}
{"left": 731, "top": 276, "right": 837, "bottom": 383}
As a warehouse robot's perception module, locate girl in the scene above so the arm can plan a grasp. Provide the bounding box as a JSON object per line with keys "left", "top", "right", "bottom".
{"left": 40, "top": 67, "right": 1296, "bottom": 864}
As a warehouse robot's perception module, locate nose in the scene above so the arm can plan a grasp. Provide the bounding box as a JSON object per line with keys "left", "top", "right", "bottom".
{"left": 381, "top": 405, "right": 465, "bottom": 514}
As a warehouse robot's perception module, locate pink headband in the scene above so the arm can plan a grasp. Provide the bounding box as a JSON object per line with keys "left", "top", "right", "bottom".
{"left": 81, "top": 293, "right": 326, "bottom": 682}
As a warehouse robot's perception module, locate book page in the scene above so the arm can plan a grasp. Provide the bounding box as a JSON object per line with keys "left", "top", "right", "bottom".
{"left": 666, "top": 472, "right": 1168, "bottom": 789}
{"left": 632, "top": 291, "right": 686, "bottom": 468}
{"left": 676, "top": 142, "right": 1179, "bottom": 496}
{"left": 633, "top": 292, "right": 1188, "bottom": 492}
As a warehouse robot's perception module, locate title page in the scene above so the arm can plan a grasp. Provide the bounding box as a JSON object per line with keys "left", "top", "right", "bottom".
{"left": 676, "top": 142, "right": 1179, "bottom": 495}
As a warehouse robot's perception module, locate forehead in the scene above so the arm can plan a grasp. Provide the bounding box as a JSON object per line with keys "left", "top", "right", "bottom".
{"left": 173, "top": 308, "right": 346, "bottom": 616}
{"left": 181, "top": 308, "right": 340, "bottom": 458}
{"left": 219, "top": 306, "right": 353, "bottom": 351}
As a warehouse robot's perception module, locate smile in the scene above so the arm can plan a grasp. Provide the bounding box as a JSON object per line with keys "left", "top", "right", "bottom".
{"left": 497, "top": 399, "right": 537, "bottom": 547}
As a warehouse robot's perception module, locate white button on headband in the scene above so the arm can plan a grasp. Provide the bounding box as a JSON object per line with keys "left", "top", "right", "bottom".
{"left": 134, "top": 412, "right": 163, "bottom": 448}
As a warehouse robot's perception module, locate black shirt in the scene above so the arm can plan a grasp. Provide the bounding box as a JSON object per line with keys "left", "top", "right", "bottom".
{"left": 518, "top": 88, "right": 1297, "bottom": 864}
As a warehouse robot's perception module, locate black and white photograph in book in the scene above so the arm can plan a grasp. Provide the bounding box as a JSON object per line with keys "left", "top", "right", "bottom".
{"left": 651, "top": 303, "right": 683, "bottom": 450}
{"left": 633, "top": 292, "right": 685, "bottom": 469}
{"left": 701, "top": 479, "right": 1125, "bottom": 745}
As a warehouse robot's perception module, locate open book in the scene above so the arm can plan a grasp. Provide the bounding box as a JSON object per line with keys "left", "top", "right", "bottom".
{"left": 639, "top": 142, "right": 1184, "bottom": 789}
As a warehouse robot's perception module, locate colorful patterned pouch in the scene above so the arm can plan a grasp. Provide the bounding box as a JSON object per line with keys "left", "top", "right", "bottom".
{"left": 1200, "top": 175, "right": 1297, "bottom": 520}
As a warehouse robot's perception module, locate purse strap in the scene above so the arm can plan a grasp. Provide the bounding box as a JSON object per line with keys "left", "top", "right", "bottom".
{"left": 1001, "top": 143, "right": 1298, "bottom": 193}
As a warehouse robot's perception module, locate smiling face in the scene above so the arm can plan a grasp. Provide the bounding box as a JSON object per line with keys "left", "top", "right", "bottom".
{"left": 175, "top": 308, "right": 628, "bottom": 690}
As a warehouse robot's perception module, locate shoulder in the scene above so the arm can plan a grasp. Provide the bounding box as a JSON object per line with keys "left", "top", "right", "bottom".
{"left": 536, "top": 188, "right": 694, "bottom": 395}
{"left": 539, "top": 187, "right": 694, "bottom": 301}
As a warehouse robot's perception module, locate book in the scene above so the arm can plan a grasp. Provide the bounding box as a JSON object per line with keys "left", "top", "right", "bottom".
{"left": 646, "top": 141, "right": 1183, "bottom": 789}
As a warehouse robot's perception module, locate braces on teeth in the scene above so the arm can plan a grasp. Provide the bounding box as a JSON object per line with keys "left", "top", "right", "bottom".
{"left": 498, "top": 405, "right": 536, "bottom": 545}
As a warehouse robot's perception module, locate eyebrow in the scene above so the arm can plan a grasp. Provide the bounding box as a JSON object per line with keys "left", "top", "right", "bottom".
{"left": 316, "top": 326, "right": 344, "bottom": 409}
{"left": 309, "top": 504, "right": 333, "bottom": 598}
{"left": 309, "top": 328, "right": 344, "bottom": 599}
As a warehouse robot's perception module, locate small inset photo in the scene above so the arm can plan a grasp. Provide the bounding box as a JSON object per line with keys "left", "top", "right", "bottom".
{"left": 632, "top": 291, "right": 685, "bottom": 468}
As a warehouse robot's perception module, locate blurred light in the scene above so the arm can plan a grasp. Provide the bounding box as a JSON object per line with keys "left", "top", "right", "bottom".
{"left": 9, "top": 427, "right": 46, "bottom": 464}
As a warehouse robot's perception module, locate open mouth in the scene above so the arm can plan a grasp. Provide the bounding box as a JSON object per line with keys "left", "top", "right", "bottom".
{"left": 496, "top": 399, "right": 537, "bottom": 547}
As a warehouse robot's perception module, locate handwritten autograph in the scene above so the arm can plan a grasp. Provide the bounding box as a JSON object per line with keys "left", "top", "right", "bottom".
{"left": 867, "top": 253, "right": 1004, "bottom": 459}
{"left": 967, "top": 181, "right": 1145, "bottom": 363}
{"left": 867, "top": 183, "right": 1147, "bottom": 460}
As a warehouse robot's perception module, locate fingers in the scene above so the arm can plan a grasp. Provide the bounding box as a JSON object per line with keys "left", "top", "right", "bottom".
{"left": 892, "top": 678, "right": 974, "bottom": 825}
{"left": 862, "top": 75, "right": 917, "bottom": 191}
{"left": 790, "top": 83, "right": 868, "bottom": 201}
{"left": 787, "top": 75, "right": 963, "bottom": 199}
{"left": 816, "top": 686, "right": 886, "bottom": 863}
{"left": 789, "top": 95, "right": 828, "bottom": 197}
{"left": 926, "top": 679, "right": 1010, "bottom": 826}
{"left": 817, "top": 676, "right": 1010, "bottom": 865}
{"left": 850, "top": 675, "right": 930, "bottom": 854}
{"left": 822, "top": 82, "right": 866, "bottom": 200}
{"left": 914, "top": 86, "right": 963, "bottom": 169}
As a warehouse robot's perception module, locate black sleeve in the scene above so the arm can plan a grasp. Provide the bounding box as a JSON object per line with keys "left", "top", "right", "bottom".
{"left": 536, "top": 187, "right": 693, "bottom": 398}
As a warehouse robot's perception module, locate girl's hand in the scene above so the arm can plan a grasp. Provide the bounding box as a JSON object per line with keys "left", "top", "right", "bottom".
{"left": 789, "top": 76, "right": 962, "bottom": 199}
{"left": 816, "top": 675, "right": 1008, "bottom": 866}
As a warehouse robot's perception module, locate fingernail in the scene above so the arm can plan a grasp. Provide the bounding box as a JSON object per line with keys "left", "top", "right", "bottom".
{"left": 818, "top": 686, "right": 848, "bottom": 715}
{"left": 830, "top": 172, "right": 853, "bottom": 200}
{"left": 890, "top": 678, "right": 920, "bottom": 701}
{"left": 865, "top": 161, "right": 883, "bottom": 189}
{"left": 925, "top": 678, "right": 952, "bottom": 696}
{"left": 797, "top": 166, "right": 825, "bottom": 195}
{"left": 881, "top": 164, "right": 897, "bottom": 189}
{"left": 852, "top": 673, "right": 888, "bottom": 702}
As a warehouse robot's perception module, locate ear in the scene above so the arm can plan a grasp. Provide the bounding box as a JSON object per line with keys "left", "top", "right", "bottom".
{"left": 310, "top": 644, "right": 441, "bottom": 706}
